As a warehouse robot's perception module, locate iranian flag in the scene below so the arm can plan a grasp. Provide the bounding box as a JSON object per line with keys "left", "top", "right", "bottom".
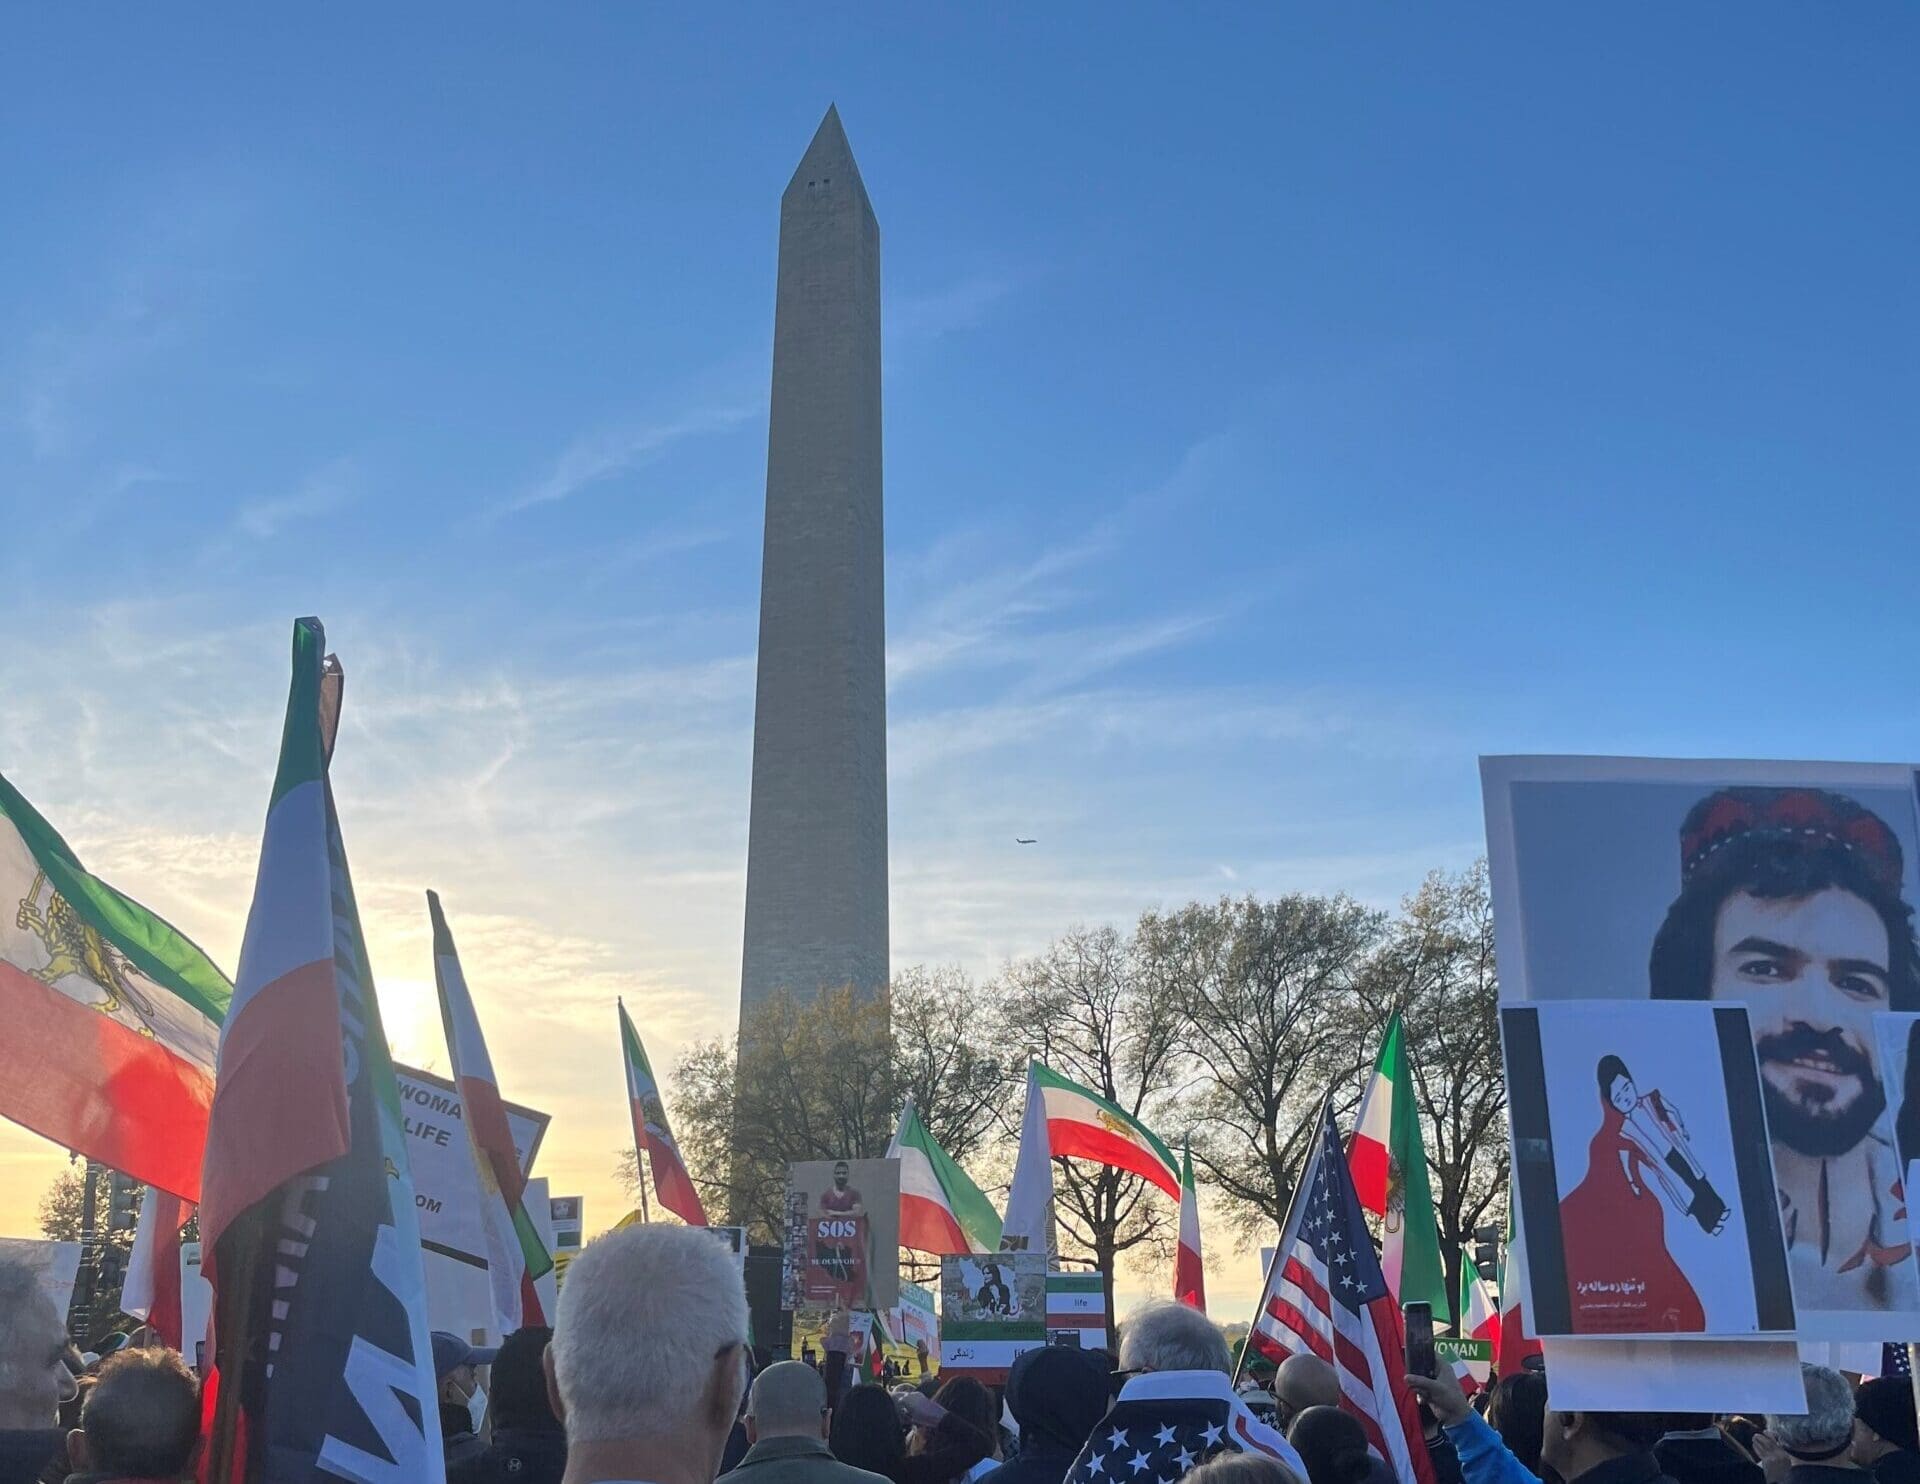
{"left": 1347, "top": 1014, "right": 1450, "bottom": 1324}
{"left": 1449, "top": 1249, "right": 1497, "bottom": 1395}
{"left": 0, "top": 772, "right": 232, "bottom": 1202}
{"left": 430, "top": 890, "right": 553, "bottom": 1332}
{"left": 1497, "top": 1203, "right": 1543, "bottom": 1373}
{"left": 120, "top": 1186, "right": 189, "bottom": 1349}
{"left": 1175, "top": 1141, "right": 1205, "bottom": 1312}
{"left": 619, "top": 999, "right": 708, "bottom": 1226}
{"left": 887, "top": 1099, "right": 1001, "bottom": 1255}
{"left": 1033, "top": 1060, "right": 1180, "bottom": 1200}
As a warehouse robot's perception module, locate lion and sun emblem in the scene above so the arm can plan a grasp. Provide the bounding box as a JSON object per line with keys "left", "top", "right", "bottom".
{"left": 15, "top": 869, "right": 163, "bottom": 1038}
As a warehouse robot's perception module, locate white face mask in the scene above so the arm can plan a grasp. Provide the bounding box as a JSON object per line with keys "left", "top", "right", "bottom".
{"left": 465, "top": 1381, "right": 487, "bottom": 1433}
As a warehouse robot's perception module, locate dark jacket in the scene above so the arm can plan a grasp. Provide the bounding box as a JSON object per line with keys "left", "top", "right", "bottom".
{"left": 0, "top": 1430, "right": 63, "bottom": 1484}
{"left": 1874, "top": 1455, "right": 1920, "bottom": 1484}
{"left": 448, "top": 1425, "right": 568, "bottom": 1484}
{"left": 727, "top": 1434, "right": 896, "bottom": 1484}
{"left": 441, "top": 1404, "right": 488, "bottom": 1470}
{"left": 1783, "top": 1467, "right": 1873, "bottom": 1484}
{"left": 1656, "top": 1431, "right": 1763, "bottom": 1484}
{"left": 978, "top": 1347, "right": 1111, "bottom": 1484}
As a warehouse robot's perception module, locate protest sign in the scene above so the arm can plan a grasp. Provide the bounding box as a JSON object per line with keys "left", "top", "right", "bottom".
{"left": 0, "top": 1236, "right": 81, "bottom": 1326}
{"left": 1503, "top": 1002, "right": 1792, "bottom": 1338}
{"left": 1482, "top": 756, "right": 1920, "bottom": 1405}
{"left": 1045, "top": 1269, "right": 1109, "bottom": 1351}
{"left": 938, "top": 1252, "right": 1047, "bottom": 1380}
{"left": 180, "top": 1241, "right": 212, "bottom": 1365}
{"left": 781, "top": 1159, "right": 900, "bottom": 1310}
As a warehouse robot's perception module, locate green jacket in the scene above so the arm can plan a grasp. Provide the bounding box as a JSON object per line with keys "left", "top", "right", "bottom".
{"left": 724, "top": 1435, "right": 894, "bottom": 1484}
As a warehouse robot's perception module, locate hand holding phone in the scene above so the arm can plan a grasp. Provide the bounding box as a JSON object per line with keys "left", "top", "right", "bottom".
{"left": 1402, "top": 1301, "right": 1436, "bottom": 1380}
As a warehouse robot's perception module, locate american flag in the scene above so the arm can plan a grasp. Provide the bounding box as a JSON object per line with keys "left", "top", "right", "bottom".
{"left": 1242, "top": 1106, "right": 1436, "bottom": 1484}
{"left": 1065, "top": 1371, "right": 1306, "bottom": 1484}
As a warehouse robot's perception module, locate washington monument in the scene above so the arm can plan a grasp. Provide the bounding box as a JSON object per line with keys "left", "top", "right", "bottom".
{"left": 740, "top": 106, "right": 890, "bottom": 1012}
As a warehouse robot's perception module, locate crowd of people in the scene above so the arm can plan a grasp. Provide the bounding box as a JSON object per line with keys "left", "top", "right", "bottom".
{"left": 2, "top": 1231, "right": 1918, "bottom": 1484}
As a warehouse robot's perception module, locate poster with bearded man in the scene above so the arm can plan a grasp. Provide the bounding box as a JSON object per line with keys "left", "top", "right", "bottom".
{"left": 1484, "top": 757, "right": 1920, "bottom": 1343}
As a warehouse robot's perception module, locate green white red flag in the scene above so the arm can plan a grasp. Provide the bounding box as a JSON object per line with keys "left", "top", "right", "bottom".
{"left": 0, "top": 772, "right": 232, "bottom": 1201}
{"left": 430, "top": 890, "right": 553, "bottom": 1332}
{"left": 121, "top": 1186, "right": 189, "bottom": 1349}
{"left": 1347, "top": 1014, "right": 1450, "bottom": 1324}
{"left": 619, "top": 998, "right": 708, "bottom": 1225}
{"left": 887, "top": 1099, "right": 1001, "bottom": 1255}
{"left": 1175, "top": 1141, "right": 1205, "bottom": 1311}
{"left": 1497, "top": 1202, "right": 1543, "bottom": 1372}
{"left": 1031, "top": 1059, "right": 1180, "bottom": 1200}
{"left": 1449, "top": 1249, "right": 1497, "bottom": 1395}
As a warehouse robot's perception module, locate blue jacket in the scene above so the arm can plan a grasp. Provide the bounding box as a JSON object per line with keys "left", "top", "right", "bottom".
{"left": 1445, "top": 1411, "right": 1538, "bottom": 1484}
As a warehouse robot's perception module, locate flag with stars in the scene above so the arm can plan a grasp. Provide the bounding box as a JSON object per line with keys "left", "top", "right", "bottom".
{"left": 1066, "top": 1370, "right": 1307, "bottom": 1484}
{"left": 1241, "top": 1105, "right": 1435, "bottom": 1484}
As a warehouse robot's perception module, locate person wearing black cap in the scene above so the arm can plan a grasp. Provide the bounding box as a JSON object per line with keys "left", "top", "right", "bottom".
{"left": 451, "top": 1327, "right": 567, "bottom": 1484}
{"left": 1851, "top": 1379, "right": 1920, "bottom": 1484}
{"left": 434, "top": 1330, "right": 499, "bottom": 1471}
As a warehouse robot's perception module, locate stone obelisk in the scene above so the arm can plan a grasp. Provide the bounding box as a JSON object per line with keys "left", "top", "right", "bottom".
{"left": 740, "top": 106, "right": 889, "bottom": 1014}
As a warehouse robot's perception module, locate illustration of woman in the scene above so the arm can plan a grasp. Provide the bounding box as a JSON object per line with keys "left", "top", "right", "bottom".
{"left": 1558, "top": 1055, "right": 1720, "bottom": 1333}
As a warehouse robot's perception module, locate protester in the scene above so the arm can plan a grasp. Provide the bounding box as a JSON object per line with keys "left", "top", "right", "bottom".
{"left": 1405, "top": 1349, "right": 1676, "bottom": 1484}
{"left": 978, "top": 1345, "right": 1109, "bottom": 1484}
{"left": 63, "top": 1345, "right": 199, "bottom": 1484}
{"left": 1272, "top": 1356, "right": 1341, "bottom": 1432}
{"left": 899, "top": 1377, "right": 998, "bottom": 1484}
{"left": 1063, "top": 1302, "right": 1307, "bottom": 1484}
{"left": 1657, "top": 1414, "right": 1763, "bottom": 1484}
{"left": 830, "top": 1385, "right": 906, "bottom": 1480}
{"left": 451, "top": 1326, "right": 566, "bottom": 1484}
{"left": 1755, "top": 1367, "right": 1868, "bottom": 1484}
{"left": 1486, "top": 1373, "right": 1549, "bottom": 1478}
{"left": 545, "top": 1224, "right": 750, "bottom": 1484}
{"left": 0, "top": 1259, "right": 73, "bottom": 1484}
{"left": 1287, "top": 1407, "right": 1373, "bottom": 1484}
{"left": 434, "top": 1330, "right": 499, "bottom": 1471}
{"left": 1851, "top": 1380, "right": 1920, "bottom": 1484}
{"left": 722, "top": 1361, "right": 889, "bottom": 1484}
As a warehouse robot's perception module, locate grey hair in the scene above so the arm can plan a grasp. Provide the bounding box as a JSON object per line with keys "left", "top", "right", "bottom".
{"left": 550, "top": 1225, "right": 748, "bottom": 1444}
{"left": 1185, "top": 1453, "right": 1303, "bottom": 1484}
{"left": 1119, "top": 1299, "right": 1232, "bottom": 1375}
{"left": 0, "top": 1260, "right": 59, "bottom": 1403}
{"left": 1768, "top": 1364, "right": 1856, "bottom": 1454}
{"left": 747, "top": 1361, "right": 828, "bottom": 1435}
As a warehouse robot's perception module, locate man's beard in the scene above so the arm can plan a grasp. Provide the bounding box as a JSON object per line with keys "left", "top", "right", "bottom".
{"left": 1757, "top": 1024, "right": 1886, "bottom": 1157}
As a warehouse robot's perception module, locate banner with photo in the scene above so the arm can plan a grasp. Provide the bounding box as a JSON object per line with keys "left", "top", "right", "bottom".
{"left": 781, "top": 1158, "right": 901, "bottom": 1311}
{"left": 1483, "top": 756, "right": 1920, "bottom": 1407}
{"left": 1503, "top": 1002, "right": 1793, "bottom": 1338}
{"left": 938, "top": 1252, "right": 1047, "bottom": 1380}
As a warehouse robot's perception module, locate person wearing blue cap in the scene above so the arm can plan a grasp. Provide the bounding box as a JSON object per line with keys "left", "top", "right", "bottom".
{"left": 435, "top": 1330, "right": 500, "bottom": 1471}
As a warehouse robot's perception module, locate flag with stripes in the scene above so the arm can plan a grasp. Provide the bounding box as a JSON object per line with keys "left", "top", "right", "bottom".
{"left": 430, "top": 890, "right": 552, "bottom": 1333}
{"left": 1243, "top": 1106, "right": 1435, "bottom": 1484}
{"left": 619, "top": 998, "right": 708, "bottom": 1226}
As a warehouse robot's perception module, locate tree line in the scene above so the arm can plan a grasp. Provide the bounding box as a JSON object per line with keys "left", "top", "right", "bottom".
{"left": 623, "top": 860, "right": 1504, "bottom": 1315}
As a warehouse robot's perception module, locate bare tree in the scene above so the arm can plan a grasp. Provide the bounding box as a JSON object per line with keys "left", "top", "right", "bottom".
{"left": 1354, "top": 861, "right": 1505, "bottom": 1304}
{"left": 1139, "top": 894, "right": 1385, "bottom": 1248}
{"left": 993, "top": 924, "right": 1181, "bottom": 1321}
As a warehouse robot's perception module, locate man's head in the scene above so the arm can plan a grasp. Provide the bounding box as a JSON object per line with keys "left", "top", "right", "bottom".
{"left": 547, "top": 1224, "right": 749, "bottom": 1463}
{"left": 833, "top": 1162, "right": 851, "bottom": 1190}
{"left": 1272, "top": 1353, "right": 1341, "bottom": 1428}
{"left": 489, "top": 1326, "right": 560, "bottom": 1434}
{"left": 66, "top": 1346, "right": 199, "bottom": 1480}
{"left": 1768, "top": 1364, "right": 1857, "bottom": 1461}
{"left": 1597, "top": 1055, "right": 1636, "bottom": 1114}
{"left": 0, "top": 1259, "right": 72, "bottom": 1429}
{"left": 1118, "top": 1300, "right": 1231, "bottom": 1376}
{"left": 1852, "top": 1376, "right": 1918, "bottom": 1466}
{"left": 431, "top": 1330, "right": 496, "bottom": 1418}
{"left": 1537, "top": 1406, "right": 1669, "bottom": 1482}
{"left": 1651, "top": 788, "right": 1920, "bottom": 1157}
{"left": 745, "top": 1361, "right": 829, "bottom": 1444}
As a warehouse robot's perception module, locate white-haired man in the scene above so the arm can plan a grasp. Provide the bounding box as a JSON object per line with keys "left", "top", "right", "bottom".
{"left": 1755, "top": 1365, "right": 1870, "bottom": 1484}
{"left": 0, "top": 1258, "right": 75, "bottom": 1484}
{"left": 546, "top": 1224, "right": 750, "bottom": 1484}
{"left": 1061, "top": 1302, "right": 1305, "bottom": 1484}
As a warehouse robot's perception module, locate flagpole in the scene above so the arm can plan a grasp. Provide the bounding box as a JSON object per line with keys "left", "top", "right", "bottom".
{"left": 1232, "top": 1094, "right": 1331, "bottom": 1388}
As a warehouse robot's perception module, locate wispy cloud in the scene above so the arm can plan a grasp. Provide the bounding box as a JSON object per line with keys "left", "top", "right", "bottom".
{"left": 887, "top": 270, "right": 1025, "bottom": 346}
{"left": 497, "top": 402, "right": 759, "bottom": 519}
{"left": 232, "top": 458, "right": 361, "bottom": 540}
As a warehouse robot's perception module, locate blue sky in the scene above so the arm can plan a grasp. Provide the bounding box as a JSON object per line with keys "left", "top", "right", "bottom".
{"left": 1, "top": 8, "right": 1916, "bottom": 1305}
